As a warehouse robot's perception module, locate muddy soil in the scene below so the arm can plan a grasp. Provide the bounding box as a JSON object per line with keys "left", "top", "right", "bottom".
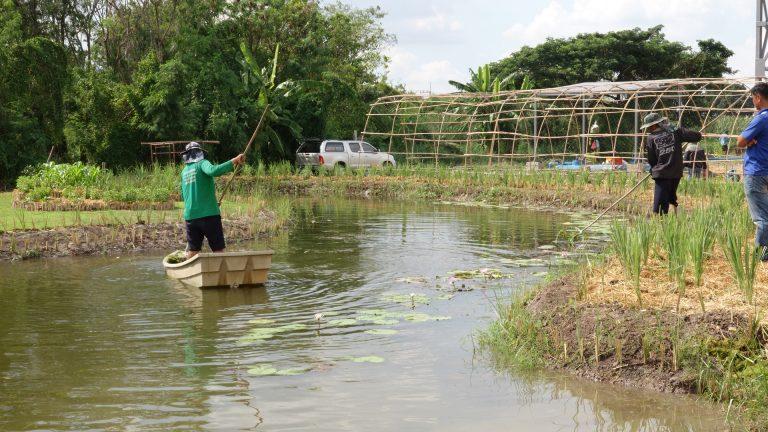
{"left": 0, "top": 211, "right": 280, "bottom": 261}
{"left": 526, "top": 278, "right": 750, "bottom": 394}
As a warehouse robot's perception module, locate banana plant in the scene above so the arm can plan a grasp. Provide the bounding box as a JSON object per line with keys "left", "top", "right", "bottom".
{"left": 449, "top": 64, "right": 533, "bottom": 93}
{"left": 240, "top": 42, "right": 315, "bottom": 159}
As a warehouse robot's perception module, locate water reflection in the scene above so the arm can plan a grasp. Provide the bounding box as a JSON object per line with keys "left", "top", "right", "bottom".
{"left": 0, "top": 199, "right": 733, "bottom": 431}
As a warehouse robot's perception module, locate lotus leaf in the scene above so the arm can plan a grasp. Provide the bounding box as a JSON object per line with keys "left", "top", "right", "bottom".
{"left": 381, "top": 293, "right": 430, "bottom": 305}
{"left": 276, "top": 368, "right": 308, "bottom": 376}
{"left": 328, "top": 319, "right": 358, "bottom": 326}
{"left": 248, "top": 318, "right": 276, "bottom": 325}
{"left": 247, "top": 365, "right": 278, "bottom": 376}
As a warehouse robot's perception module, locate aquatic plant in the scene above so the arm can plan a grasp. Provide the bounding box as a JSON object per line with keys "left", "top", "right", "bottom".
{"left": 687, "top": 210, "right": 718, "bottom": 287}
{"left": 609, "top": 219, "right": 654, "bottom": 305}
{"left": 660, "top": 215, "right": 688, "bottom": 302}
{"left": 721, "top": 227, "right": 761, "bottom": 304}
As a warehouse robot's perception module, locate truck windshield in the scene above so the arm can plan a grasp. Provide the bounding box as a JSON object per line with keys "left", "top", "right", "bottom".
{"left": 297, "top": 141, "right": 321, "bottom": 153}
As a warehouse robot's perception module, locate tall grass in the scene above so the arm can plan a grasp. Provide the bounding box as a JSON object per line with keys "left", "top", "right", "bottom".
{"left": 610, "top": 219, "right": 655, "bottom": 305}
{"left": 660, "top": 215, "right": 689, "bottom": 301}
{"left": 687, "top": 210, "right": 718, "bottom": 287}
{"left": 721, "top": 210, "right": 761, "bottom": 304}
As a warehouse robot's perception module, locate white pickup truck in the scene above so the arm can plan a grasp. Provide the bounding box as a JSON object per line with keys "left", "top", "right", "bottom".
{"left": 296, "top": 140, "right": 397, "bottom": 169}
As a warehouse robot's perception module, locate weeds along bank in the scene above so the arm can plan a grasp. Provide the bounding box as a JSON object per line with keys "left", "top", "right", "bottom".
{"left": 2, "top": 162, "right": 293, "bottom": 260}
{"left": 478, "top": 183, "right": 768, "bottom": 430}
{"left": 232, "top": 162, "right": 731, "bottom": 213}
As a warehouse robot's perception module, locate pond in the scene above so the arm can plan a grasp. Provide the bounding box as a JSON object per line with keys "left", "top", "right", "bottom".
{"left": 0, "top": 199, "right": 731, "bottom": 431}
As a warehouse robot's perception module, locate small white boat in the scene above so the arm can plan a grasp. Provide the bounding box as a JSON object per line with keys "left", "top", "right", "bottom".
{"left": 163, "top": 250, "right": 274, "bottom": 288}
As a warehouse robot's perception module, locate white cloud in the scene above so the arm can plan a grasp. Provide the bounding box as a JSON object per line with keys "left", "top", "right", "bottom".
{"left": 409, "top": 10, "right": 463, "bottom": 32}
{"left": 385, "top": 47, "right": 461, "bottom": 93}
{"left": 503, "top": 0, "right": 716, "bottom": 49}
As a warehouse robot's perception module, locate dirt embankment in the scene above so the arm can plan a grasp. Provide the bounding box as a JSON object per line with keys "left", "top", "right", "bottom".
{"left": 0, "top": 212, "right": 280, "bottom": 261}
{"left": 525, "top": 277, "right": 750, "bottom": 394}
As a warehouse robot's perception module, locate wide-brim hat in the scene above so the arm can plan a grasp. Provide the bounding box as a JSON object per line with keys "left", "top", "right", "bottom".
{"left": 181, "top": 141, "right": 207, "bottom": 163}
{"left": 640, "top": 113, "right": 668, "bottom": 130}
{"left": 182, "top": 141, "right": 207, "bottom": 155}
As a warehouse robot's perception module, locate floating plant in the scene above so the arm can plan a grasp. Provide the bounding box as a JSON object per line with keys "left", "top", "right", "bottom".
{"left": 381, "top": 292, "right": 430, "bottom": 305}
{"left": 248, "top": 318, "right": 276, "bottom": 325}
{"left": 247, "top": 365, "right": 278, "bottom": 376}
{"left": 328, "top": 318, "right": 358, "bottom": 327}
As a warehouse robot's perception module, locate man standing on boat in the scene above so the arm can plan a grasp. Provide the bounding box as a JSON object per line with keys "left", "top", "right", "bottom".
{"left": 641, "top": 113, "right": 702, "bottom": 215}
{"left": 180, "top": 142, "right": 245, "bottom": 259}
{"left": 737, "top": 82, "right": 768, "bottom": 262}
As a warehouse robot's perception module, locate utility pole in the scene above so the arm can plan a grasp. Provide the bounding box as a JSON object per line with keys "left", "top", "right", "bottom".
{"left": 757, "top": 0, "right": 768, "bottom": 78}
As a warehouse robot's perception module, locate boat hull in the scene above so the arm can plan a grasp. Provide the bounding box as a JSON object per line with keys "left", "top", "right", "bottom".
{"left": 163, "top": 250, "right": 273, "bottom": 288}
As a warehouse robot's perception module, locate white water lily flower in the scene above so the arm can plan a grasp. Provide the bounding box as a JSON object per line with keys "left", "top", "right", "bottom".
{"left": 314, "top": 313, "right": 324, "bottom": 321}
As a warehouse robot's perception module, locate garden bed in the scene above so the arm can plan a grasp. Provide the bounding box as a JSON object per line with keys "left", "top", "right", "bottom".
{"left": 12, "top": 189, "right": 176, "bottom": 211}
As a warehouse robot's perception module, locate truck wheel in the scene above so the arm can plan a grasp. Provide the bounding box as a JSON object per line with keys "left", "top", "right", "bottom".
{"left": 335, "top": 162, "right": 346, "bottom": 169}
{"left": 382, "top": 161, "right": 393, "bottom": 167}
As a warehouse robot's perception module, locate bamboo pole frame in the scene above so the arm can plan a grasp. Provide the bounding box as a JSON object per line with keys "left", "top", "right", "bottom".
{"left": 362, "top": 78, "right": 758, "bottom": 166}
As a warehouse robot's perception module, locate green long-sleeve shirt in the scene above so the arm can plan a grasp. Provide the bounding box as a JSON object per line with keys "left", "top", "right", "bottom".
{"left": 181, "top": 159, "right": 234, "bottom": 220}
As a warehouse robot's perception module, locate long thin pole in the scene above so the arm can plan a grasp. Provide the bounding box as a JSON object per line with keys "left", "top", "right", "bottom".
{"left": 577, "top": 173, "right": 651, "bottom": 235}
{"left": 218, "top": 105, "right": 270, "bottom": 206}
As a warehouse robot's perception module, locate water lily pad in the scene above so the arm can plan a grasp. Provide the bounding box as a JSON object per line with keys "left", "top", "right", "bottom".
{"left": 402, "top": 312, "right": 433, "bottom": 322}
{"left": 436, "top": 294, "right": 454, "bottom": 300}
{"left": 369, "top": 318, "right": 399, "bottom": 325}
{"left": 247, "top": 365, "right": 278, "bottom": 376}
{"left": 538, "top": 245, "right": 556, "bottom": 250}
{"left": 381, "top": 293, "right": 430, "bottom": 305}
{"left": 364, "top": 329, "right": 399, "bottom": 335}
{"left": 449, "top": 268, "right": 504, "bottom": 279}
{"left": 402, "top": 313, "right": 452, "bottom": 322}
{"left": 239, "top": 328, "right": 280, "bottom": 342}
{"left": 275, "top": 367, "right": 308, "bottom": 376}
{"left": 350, "top": 356, "right": 385, "bottom": 363}
{"left": 328, "top": 318, "right": 358, "bottom": 327}
{"left": 276, "top": 323, "right": 308, "bottom": 331}
{"left": 248, "top": 318, "right": 276, "bottom": 325}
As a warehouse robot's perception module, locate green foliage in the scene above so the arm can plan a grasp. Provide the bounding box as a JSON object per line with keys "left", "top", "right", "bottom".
{"left": 449, "top": 64, "right": 534, "bottom": 93}
{"left": 492, "top": 26, "right": 733, "bottom": 89}
{"left": 1, "top": 0, "right": 397, "bottom": 186}
{"left": 610, "top": 219, "right": 655, "bottom": 305}
{"left": 15, "top": 162, "right": 177, "bottom": 203}
{"left": 721, "top": 211, "right": 761, "bottom": 305}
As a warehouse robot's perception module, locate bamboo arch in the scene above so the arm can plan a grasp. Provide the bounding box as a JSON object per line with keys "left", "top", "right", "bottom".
{"left": 361, "top": 78, "right": 757, "bottom": 169}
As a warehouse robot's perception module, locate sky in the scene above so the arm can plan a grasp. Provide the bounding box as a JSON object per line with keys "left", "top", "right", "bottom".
{"left": 337, "top": 0, "right": 756, "bottom": 93}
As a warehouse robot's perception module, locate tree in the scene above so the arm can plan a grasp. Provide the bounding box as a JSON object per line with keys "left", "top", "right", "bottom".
{"left": 492, "top": 26, "right": 733, "bottom": 88}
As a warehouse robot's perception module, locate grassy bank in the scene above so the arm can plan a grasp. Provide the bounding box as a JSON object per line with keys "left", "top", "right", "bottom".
{"left": 478, "top": 181, "right": 768, "bottom": 430}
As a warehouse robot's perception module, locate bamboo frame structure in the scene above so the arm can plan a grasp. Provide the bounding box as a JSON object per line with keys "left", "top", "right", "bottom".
{"left": 361, "top": 78, "right": 758, "bottom": 169}
{"left": 141, "top": 140, "right": 220, "bottom": 163}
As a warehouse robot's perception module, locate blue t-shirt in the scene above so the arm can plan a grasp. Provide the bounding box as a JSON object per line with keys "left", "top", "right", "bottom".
{"left": 741, "top": 108, "right": 768, "bottom": 176}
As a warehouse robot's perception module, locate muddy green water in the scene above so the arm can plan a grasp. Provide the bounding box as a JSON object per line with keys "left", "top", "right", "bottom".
{"left": 0, "top": 200, "right": 731, "bottom": 431}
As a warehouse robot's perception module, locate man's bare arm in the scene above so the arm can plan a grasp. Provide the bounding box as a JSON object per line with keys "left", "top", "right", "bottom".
{"left": 737, "top": 135, "right": 756, "bottom": 148}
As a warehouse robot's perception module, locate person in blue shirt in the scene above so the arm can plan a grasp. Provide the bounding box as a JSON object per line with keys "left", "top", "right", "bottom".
{"left": 737, "top": 82, "right": 768, "bottom": 261}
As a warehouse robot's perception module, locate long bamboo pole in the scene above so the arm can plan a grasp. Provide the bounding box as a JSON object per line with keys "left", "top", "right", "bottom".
{"left": 217, "top": 105, "right": 270, "bottom": 206}
{"left": 577, "top": 173, "right": 651, "bottom": 235}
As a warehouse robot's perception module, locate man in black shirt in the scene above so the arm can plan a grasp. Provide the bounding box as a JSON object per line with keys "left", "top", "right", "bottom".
{"left": 683, "top": 143, "right": 708, "bottom": 178}
{"left": 641, "top": 113, "right": 703, "bottom": 214}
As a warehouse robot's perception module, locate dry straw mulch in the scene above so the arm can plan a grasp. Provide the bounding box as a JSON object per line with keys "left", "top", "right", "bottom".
{"left": 584, "top": 246, "right": 768, "bottom": 316}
